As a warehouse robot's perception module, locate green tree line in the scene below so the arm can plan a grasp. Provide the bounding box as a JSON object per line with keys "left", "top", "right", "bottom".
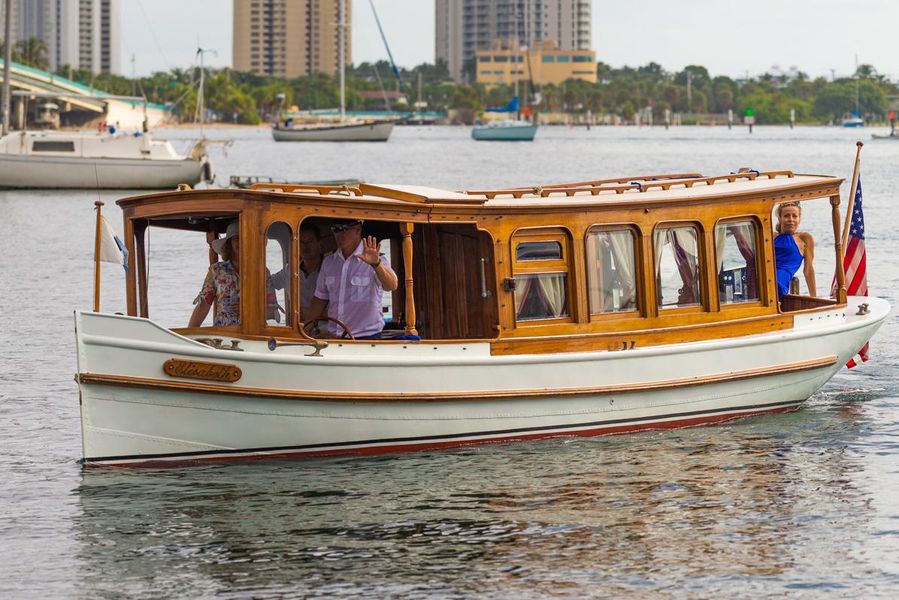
{"left": 6, "top": 37, "right": 897, "bottom": 124}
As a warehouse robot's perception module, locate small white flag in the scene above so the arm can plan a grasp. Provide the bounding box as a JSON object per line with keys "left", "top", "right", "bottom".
{"left": 99, "top": 216, "right": 128, "bottom": 272}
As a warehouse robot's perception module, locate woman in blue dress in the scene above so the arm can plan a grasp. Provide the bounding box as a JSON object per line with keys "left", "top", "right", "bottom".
{"left": 774, "top": 202, "right": 816, "bottom": 299}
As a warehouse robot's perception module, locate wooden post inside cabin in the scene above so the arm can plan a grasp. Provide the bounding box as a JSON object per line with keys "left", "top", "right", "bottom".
{"left": 400, "top": 222, "right": 418, "bottom": 336}
{"left": 830, "top": 195, "right": 847, "bottom": 303}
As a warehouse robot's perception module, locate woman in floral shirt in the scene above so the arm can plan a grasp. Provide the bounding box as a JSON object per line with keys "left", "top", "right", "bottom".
{"left": 188, "top": 222, "right": 241, "bottom": 327}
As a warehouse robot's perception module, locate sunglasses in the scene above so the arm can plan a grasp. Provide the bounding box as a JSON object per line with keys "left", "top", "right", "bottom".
{"left": 330, "top": 223, "right": 358, "bottom": 233}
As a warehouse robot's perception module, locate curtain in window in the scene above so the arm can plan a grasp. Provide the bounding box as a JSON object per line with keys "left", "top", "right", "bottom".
{"left": 656, "top": 227, "right": 700, "bottom": 306}
{"left": 608, "top": 231, "right": 636, "bottom": 308}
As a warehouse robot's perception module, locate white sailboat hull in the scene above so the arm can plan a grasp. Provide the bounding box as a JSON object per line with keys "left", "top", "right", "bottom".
{"left": 0, "top": 152, "right": 206, "bottom": 189}
{"left": 74, "top": 297, "right": 888, "bottom": 465}
{"left": 272, "top": 121, "right": 394, "bottom": 142}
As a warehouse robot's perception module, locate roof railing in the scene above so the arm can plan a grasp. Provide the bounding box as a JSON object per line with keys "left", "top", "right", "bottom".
{"left": 467, "top": 170, "right": 795, "bottom": 199}
{"left": 247, "top": 183, "right": 364, "bottom": 196}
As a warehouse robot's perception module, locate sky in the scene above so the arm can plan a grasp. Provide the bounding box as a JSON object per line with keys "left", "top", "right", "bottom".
{"left": 121, "top": 0, "right": 899, "bottom": 81}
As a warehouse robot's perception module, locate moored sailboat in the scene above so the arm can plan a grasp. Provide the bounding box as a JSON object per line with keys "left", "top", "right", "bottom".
{"left": 0, "top": 129, "right": 212, "bottom": 189}
{"left": 271, "top": 0, "right": 395, "bottom": 143}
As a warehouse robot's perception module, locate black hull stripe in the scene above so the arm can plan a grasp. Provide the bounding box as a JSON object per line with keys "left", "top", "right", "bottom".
{"left": 83, "top": 398, "right": 804, "bottom": 464}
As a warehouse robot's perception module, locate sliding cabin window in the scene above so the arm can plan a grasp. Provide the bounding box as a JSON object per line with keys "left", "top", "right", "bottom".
{"left": 654, "top": 225, "right": 703, "bottom": 309}
{"left": 512, "top": 230, "right": 571, "bottom": 322}
{"left": 585, "top": 227, "right": 639, "bottom": 314}
{"left": 715, "top": 219, "right": 760, "bottom": 305}
{"left": 265, "top": 222, "right": 292, "bottom": 327}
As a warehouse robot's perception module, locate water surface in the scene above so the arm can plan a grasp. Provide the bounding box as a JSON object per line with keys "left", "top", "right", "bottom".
{"left": 1, "top": 125, "right": 898, "bottom": 598}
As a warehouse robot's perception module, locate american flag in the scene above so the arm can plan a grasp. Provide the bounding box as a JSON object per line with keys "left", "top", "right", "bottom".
{"left": 844, "top": 176, "right": 869, "bottom": 367}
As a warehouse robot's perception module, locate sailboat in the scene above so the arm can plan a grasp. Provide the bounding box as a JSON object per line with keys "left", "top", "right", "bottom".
{"left": 0, "top": 91, "right": 212, "bottom": 189}
{"left": 472, "top": 96, "right": 538, "bottom": 141}
{"left": 472, "top": 43, "right": 538, "bottom": 142}
{"left": 272, "top": 0, "right": 394, "bottom": 142}
{"left": 842, "top": 60, "right": 865, "bottom": 128}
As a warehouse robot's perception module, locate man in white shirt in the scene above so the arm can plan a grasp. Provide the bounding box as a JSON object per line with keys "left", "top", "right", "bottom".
{"left": 306, "top": 219, "right": 398, "bottom": 339}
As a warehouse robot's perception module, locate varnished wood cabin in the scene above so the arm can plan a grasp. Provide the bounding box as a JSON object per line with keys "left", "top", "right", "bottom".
{"left": 117, "top": 170, "right": 848, "bottom": 355}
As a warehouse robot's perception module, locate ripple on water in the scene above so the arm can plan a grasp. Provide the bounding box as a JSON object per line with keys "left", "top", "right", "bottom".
{"left": 3, "top": 126, "right": 899, "bottom": 597}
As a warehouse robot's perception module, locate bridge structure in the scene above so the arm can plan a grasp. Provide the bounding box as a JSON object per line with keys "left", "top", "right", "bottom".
{"left": 0, "top": 60, "right": 174, "bottom": 129}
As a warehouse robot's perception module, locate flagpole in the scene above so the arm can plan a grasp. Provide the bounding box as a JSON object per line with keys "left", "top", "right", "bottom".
{"left": 93, "top": 200, "right": 104, "bottom": 312}
{"left": 840, "top": 141, "right": 864, "bottom": 256}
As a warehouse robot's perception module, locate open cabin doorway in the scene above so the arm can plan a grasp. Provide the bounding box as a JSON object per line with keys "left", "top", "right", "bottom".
{"left": 298, "top": 218, "right": 499, "bottom": 341}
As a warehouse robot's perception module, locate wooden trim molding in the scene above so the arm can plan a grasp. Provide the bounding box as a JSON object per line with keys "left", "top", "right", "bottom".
{"left": 78, "top": 355, "right": 836, "bottom": 403}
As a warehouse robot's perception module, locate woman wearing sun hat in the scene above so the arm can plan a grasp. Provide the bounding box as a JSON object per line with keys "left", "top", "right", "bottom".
{"left": 188, "top": 221, "right": 242, "bottom": 327}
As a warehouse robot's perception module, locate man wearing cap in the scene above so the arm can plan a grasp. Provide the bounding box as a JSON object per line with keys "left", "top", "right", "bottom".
{"left": 306, "top": 219, "right": 398, "bottom": 339}
{"left": 189, "top": 221, "right": 241, "bottom": 327}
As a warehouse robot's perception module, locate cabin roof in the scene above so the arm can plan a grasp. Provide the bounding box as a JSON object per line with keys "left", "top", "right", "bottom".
{"left": 117, "top": 170, "right": 844, "bottom": 212}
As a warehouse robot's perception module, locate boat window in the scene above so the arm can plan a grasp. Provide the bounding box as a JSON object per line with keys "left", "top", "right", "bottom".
{"left": 32, "top": 141, "right": 74, "bottom": 152}
{"left": 266, "top": 222, "right": 292, "bottom": 327}
{"left": 512, "top": 230, "right": 571, "bottom": 323}
{"left": 516, "top": 240, "right": 562, "bottom": 261}
{"left": 654, "top": 226, "right": 702, "bottom": 308}
{"left": 586, "top": 228, "right": 639, "bottom": 314}
{"left": 715, "top": 220, "right": 760, "bottom": 305}
{"left": 514, "top": 273, "right": 569, "bottom": 321}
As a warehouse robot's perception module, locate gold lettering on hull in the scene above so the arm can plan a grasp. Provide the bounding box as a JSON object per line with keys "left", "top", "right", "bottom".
{"left": 163, "top": 359, "right": 242, "bottom": 383}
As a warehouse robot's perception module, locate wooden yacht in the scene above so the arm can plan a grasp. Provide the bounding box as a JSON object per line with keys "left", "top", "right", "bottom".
{"left": 74, "top": 170, "right": 888, "bottom": 465}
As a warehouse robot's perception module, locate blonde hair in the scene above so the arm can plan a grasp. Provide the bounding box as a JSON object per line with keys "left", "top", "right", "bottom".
{"left": 775, "top": 202, "right": 802, "bottom": 232}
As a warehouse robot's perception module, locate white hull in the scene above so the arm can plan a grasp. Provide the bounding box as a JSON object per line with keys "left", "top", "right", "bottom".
{"left": 0, "top": 153, "right": 206, "bottom": 189}
{"left": 74, "top": 298, "right": 887, "bottom": 465}
{"left": 272, "top": 121, "right": 394, "bottom": 142}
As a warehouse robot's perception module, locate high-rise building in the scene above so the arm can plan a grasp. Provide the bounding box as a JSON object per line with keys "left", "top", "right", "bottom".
{"left": 233, "top": 0, "right": 351, "bottom": 79}
{"left": 0, "top": 0, "right": 119, "bottom": 74}
{"left": 436, "top": 0, "right": 592, "bottom": 83}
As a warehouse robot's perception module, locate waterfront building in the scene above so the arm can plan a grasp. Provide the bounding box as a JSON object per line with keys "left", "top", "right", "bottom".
{"left": 475, "top": 39, "right": 595, "bottom": 87}
{"left": 0, "top": 0, "right": 119, "bottom": 74}
{"left": 233, "top": 0, "right": 351, "bottom": 78}
{"left": 436, "top": 0, "right": 591, "bottom": 83}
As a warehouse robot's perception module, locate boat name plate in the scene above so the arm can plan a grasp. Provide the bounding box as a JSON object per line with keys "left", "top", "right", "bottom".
{"left": 163, "top": 358, "right": 242, "bottom": 383}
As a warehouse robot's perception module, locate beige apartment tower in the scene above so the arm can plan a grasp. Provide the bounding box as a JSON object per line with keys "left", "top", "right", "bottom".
{"left": 436, "top": 0, "right": 591, "bottom": 83}
{"left": 0, "top": 0, "right": 120, "bottom": 74}
{"left": 233, "top": 0, "right": 351, "bottom": 78}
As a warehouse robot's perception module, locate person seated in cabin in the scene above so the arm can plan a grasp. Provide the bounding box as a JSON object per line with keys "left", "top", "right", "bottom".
{"left": 268, "top": 222, "right": 326, "bottom": 319}
{"left": 298, "top": 223, "right": 326, "bottom": 316}
{"left": 189, "top": 221, "right": 241, "bottom": 327}
{"left": 305, "top": 219, "right": 399, "bottom": 340}
{"left": 774, "top": 202, "right": 816, "bottom": 299}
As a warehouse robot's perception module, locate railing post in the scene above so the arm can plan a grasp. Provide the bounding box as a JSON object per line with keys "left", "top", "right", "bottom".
{"left": 93, "top": 201, "right": 103, "bottom": 312}
{"left": 400, "top": 222, "right": 418, "bottom": 336}
{"left": 830, "top": 194, "right": 847, "bottom": 303}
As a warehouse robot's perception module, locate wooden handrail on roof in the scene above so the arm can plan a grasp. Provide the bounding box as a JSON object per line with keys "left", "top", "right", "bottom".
{"left": 247, "top": 183, "right": 364, "bottom": 196}
{"left": 466, "top": 172, "right": 705, "bottom": 199}
{"left": 467, "top": 170, "right": 797, "bottom": 199}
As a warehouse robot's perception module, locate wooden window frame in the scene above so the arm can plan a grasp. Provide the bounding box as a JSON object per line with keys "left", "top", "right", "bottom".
{"left": 652, "top": 221, "right": 708, "bottom": 316}
{"left": 584, "top": 224, "right": 643, "bottom": 321}
{"left": 713, "top": 216, "right": 765, "bottom": 311}
{"left": 261, "top": 219, "right": 296, "bottom": 336}
{"left": 511, "top": 228, "right": 573, "bottom": 326}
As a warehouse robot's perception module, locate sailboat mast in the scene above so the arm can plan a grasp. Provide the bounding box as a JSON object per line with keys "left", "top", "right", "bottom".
{"left": 2, "top": 0, "right": 11, "bottom": 135}
{"left": 339, "top": 0, "right": 346, "bottom": 121}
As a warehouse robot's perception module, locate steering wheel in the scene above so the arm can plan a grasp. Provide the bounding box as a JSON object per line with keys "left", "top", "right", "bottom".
{"left": 302, "top": 316, "right": 355, "bottom": 340}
